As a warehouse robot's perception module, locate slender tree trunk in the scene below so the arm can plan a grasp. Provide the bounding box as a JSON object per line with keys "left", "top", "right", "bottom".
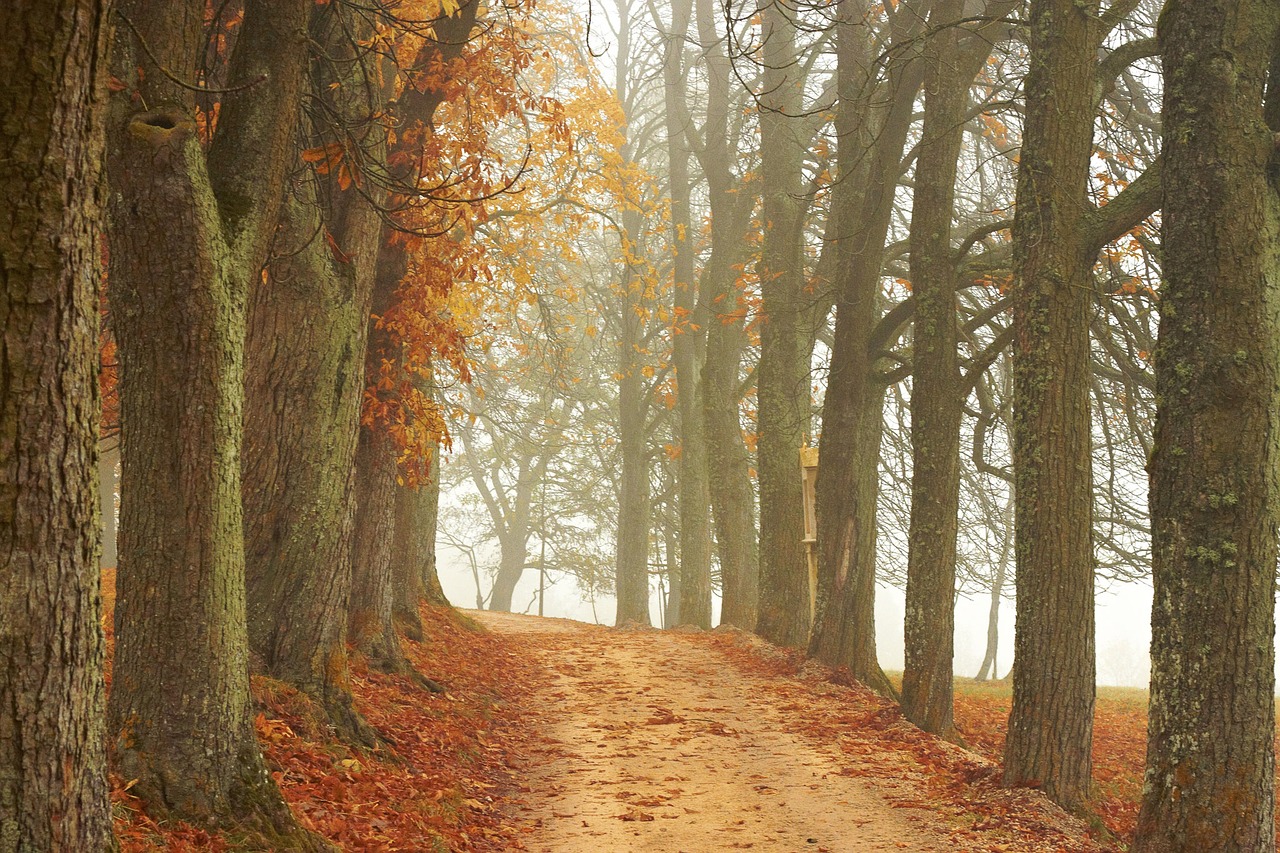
{"left": 615, "top": 356, "right": 652, "bottom": 625}
{"left": 392, "top": 441, "right": 448, "bottom": 639}
{"left": 241, "top": 3, "right": 384, "bottom": 748}
{"left": 975, "top": 494, "right": 1012, "bottom": 682}
{"left": 106, "top": 2, "right": 326, "bottom": 842}
{"left": 663, "top": 0, "right": 713, "bottom": 630}
{"left": 346, "top": 0, "right": 478, "bottom": 680}
{"left": 1133, "top": 6, "right": 1280, "bottom": 850}
{"left": 695, "top": 0, "right": 759, "bottom": 629}
{"left": 0, "top": 2, "right": 115, "bottom": 847}
{"left": 901, "top": 0, "right": 974, "bottom": 737}
{"left": 754, "top": 0, "right": 812, "bottom": 649}
{"left": 1003, "top": 0, "right": 1100, "bottom": 810}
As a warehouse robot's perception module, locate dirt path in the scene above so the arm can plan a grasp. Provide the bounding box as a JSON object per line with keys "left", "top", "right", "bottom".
{"left": 471, "top": 611, "right": 955, "bottom": 852}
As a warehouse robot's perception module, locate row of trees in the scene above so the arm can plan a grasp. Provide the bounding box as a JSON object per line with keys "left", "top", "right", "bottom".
{"left": 436, "top": 0, "right": 1276, "bottom": 846}
{"left": 2, "top": 0, "right": 624, "bottom": 847}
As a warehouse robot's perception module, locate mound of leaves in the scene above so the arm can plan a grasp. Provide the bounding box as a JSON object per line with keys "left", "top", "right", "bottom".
{"left": 104, "top": 568, "right": 537, "bottom": 851}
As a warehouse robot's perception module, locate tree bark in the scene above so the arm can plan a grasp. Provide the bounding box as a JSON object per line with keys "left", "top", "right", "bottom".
{"left": 901, "top": 0, "right": 969, "bottom": 738}
{"left": 392, "top": 447, "right": 448, "bottom": 638}
{"left": 694, "top": 0, "right": 759, "bottom": 630}
{"left": 1133, "top": 5, "right": 1280, "bottom": 850}
{"left": 0, "top": 1, "right": 115, "bottom": 848}
{"left": 615, "top": 312, "right": 653, "bottom": 625}
{"left": 105, "top": 2, "right": 326, "bottom": 842}
{"left": 345, "top": 0, "right": 478, "bottom": 680}
{"left": 1003, "top": 0, "right": 1101, "bottom": 810}
{"left": 663, "top": 0, "right": 714, "bottom": 630}
{"left": 811, "top": 1, "right": 925, "bottom": 693}
{"left": 754, "top": 0, "right": 813, "bottom": 649}
{"left": 242, "top": 5, "right": 385, "bottom": 749}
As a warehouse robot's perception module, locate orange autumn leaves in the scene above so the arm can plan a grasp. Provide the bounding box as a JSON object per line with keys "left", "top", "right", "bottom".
{"left": 355, "top": 0, "right": 638, "bottom": 483}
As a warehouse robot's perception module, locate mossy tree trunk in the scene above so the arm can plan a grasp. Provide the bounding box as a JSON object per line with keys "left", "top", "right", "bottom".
{"left": 1002, "top": 0, "right": 1105, "bottom": 810}
{"left": 106, "top": 0, "right": 330, "bottom": 843}
{"left": 0, "top": 1, "right": 115, "bottom": 848}
{"left": 1133, "top": 5, "right": 1280, "bottom": 850}
{"left": 242, "top": 2, "right": 384, "bottom": 748}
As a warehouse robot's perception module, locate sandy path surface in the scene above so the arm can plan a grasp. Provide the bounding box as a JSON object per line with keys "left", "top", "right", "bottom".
{"left": 470, "top": 611, "right": 954, "bottom": 852}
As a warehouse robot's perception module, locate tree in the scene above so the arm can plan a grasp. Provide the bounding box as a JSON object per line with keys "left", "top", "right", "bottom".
{"left": 1133, "top": 4, "right": 1280, "bottom": 848}
{"left": 347, "top": 0, "right": 482, "bottom": 677}
{"left": 241, "top": 0, "right": 387, "bottom": 747}
{"left": 693, "top": 0, "right": 761, "bottom": 629}
{"left": 900, "top": 0, "right": 970, "bottom": 738}
{"left": 659, "top": 0, "right": 714, "bottom": 629}
{"left": 104, "top": 0, "right": 325, "bottom": 840}
{"left": 0, "top": 1, "right": 115, "bottom": 848}
{"left": 811, "top": 0, "right": 929, "bottom": 690}
{"left": 754, "top": 0, "right": 813, "bottom": 649}
{"left": 1002, "top": 0, "right": 1153, "bottom": 809}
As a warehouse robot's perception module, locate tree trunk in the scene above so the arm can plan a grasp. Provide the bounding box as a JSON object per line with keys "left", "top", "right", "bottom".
{"left": 489, "top": 535, "right": 530, "bottom": 613}
{"left": 345, "top": 0, "right": 478, "bottom": 681}
{"left": 392, "top": 441, "right": 448, "bottom": 640}
{"left": 349, "top": 422, "right": 407, "bottom": 669}
{"left": 242, "top": 188, "right": 378, "bottom": 745}
{"left": 975, "top": 493, "right": 1012, "bottom": 682}
{"left": 106, "top": 1, "right": 326, "bottom": 842}
{"left": 901, "top": 0, "right": 975, "bottom": 737}
{"left": 754, "top": 0, "right": 812, "bottom": 649}
{"left": 615, "top": 375, "right": 652, "bottom": 625}
{"left": 811, "top": 2, "right": 925, "bottom": 694}
{"left": 663, "top": 0, "right": 713, "bottom": 630}
{"left": 1003, "top": 0, "right": 1100, "bottom": 810}
{"left": 694, "top": 0, "right": 758, "bottom": 630}
{"left": 0, "top": 2, "right": 115, "bottom": 847}
{"left": 241, "top": 1, "right": 384, "bottom": 748}
{"left": 1133, "top": 6, "right": 1280, "bottom": 850}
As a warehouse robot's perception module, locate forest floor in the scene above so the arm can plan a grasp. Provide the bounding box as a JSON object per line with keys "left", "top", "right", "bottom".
{"left": 103, "top": 580, "right": 1152, "bottom": 851}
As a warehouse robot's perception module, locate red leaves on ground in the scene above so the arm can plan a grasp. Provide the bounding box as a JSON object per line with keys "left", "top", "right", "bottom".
{"left": 106, "top": 572, "right": 539, "bottom": 851}
{"left": 703, "top": 629, "right": 1118, "bottom": 853}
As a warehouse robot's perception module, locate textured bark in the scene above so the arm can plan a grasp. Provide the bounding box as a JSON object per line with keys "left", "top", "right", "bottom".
{"left": 811, "top": 2, "right": 924, "bottom": 693}
{"left": 350, "top": 420, "right": 407, "bottom": 670}
{"left": 1133, "top": 5, "right": 1280, "bottom": 850}
{"left": 105, "top": 2, "right": 326, "bottom": 842}
{"left": 0, "top": 2, "right": 115, "bottom": 848}
{"left": 901, "top": 0, "right": 969, "bottom": 738}
{"left": 392, "top": 449, "right": 448, "bottom": 638}
{"left": 754, "top": 0, "right": 812, "bottom": 649}
{"left": 694, "top": 0, "right": 759, "bottom": 629}
{"left": 242, "top": 3, "right": 383, "bottom": 747}
{"left": 663, "top": 0, "right": 713, "bottom": 630}
{"left": 346, "top": 0, "right": 478, "bottom": 678}
{"left": 1003, "top": 0, "right": 1100, "bottom": 810}
{"left": 615, "top": 296, "right": 653, "bottom": 625}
